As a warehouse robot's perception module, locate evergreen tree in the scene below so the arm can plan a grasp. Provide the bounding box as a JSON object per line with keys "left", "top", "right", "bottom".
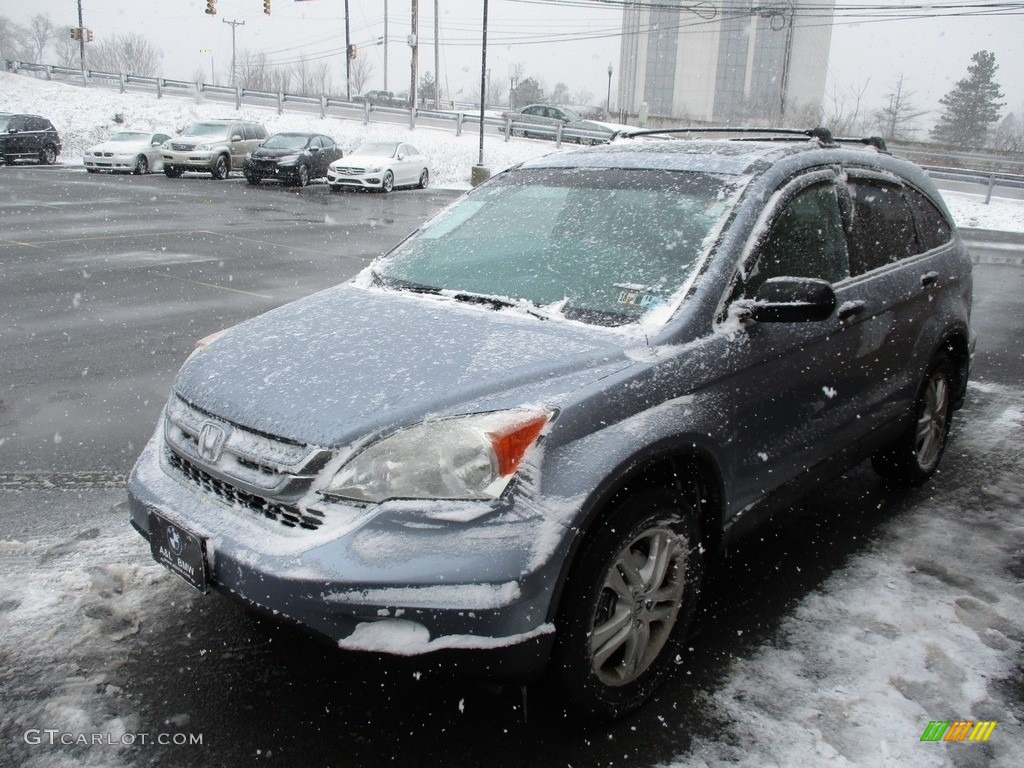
{"left": 930, "top": 50, "right": 1004, "bottom": 148}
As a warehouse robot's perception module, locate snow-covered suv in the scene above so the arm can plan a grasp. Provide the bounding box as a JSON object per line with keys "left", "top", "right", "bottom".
{"left": 128, "top": 128, "right": 973, "bottom": 719}
{"left": 161, "top": 119, "right": 268, "bottom": 179}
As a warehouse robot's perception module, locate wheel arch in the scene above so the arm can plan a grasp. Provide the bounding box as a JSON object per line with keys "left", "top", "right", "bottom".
{"left": 939, "top": 328, "right": 971, "bottom": 409}
{"left": 544, "top": 440, "right": 725, "bottom": 625}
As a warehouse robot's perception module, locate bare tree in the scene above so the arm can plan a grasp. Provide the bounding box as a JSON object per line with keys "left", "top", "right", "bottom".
{"left": 24, "top": 14, "right": 55, "bottom": 62}
{"left": 569, "top": 87, "right": 593, "bottom": 107}
{"left": 823, "top": 79, "right": 871, "bottom": 136}
{"left": 991, "top": 112, "right": 1024, "bottom": 153}
{"left": 53, "top": 33, "right": 79, "bottom": 68}
{"left": 349, "top": 56, "right": 374, "bottom": 95}
{"left": 311, "top": 61, "right": 333, "bottom": 96}
{"left": 89, "top": 33, "right": 163, "bottom": 76}
{"left": 235, "top": 49, "right": 271, "bottom": 91}
{"left": 292, "top": 57, "right": 312, "bottom": 95}
{"left": 873, "top": 75, "right": 928, "bottom": 141}
{"left": 1, "top": 16, "right": 28, "bottom": 61}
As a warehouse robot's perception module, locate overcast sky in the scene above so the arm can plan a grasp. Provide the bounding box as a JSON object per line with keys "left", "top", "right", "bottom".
{"left": 8, "top": 0, "right": 1024, "bottom": 133}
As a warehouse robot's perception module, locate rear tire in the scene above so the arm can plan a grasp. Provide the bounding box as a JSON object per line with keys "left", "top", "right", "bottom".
{"left": 417, "top": 169, "right": 429, "bottom": 189}
{"left": 550, "top": 484, "right": 703, "bottom": 720}
{"left": 871, "top": 355, "right": 954, "bottom": 485}
{"left": 40, "top": 145, "right": 57, "bottom": 165}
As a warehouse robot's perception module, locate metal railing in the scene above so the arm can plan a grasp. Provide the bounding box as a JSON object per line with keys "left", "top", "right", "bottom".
{"left": 3, "top": 59, "right": 612, "bottom": 146}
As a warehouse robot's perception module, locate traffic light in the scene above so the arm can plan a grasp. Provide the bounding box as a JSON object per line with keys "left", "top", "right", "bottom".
{"left": 70, "top": 27, "right": 81, "bottom": 41}
{"left": 347, "top": 44, "right": 357, "bottom": 60}
{"left": 205, "top": 0, "right": 217, "bottom": 15}
{"left": 85, "top": 29, "right": 94, "bottom": 43}
{"left": 263, "top": 0, "right": 271, "bottom": 14}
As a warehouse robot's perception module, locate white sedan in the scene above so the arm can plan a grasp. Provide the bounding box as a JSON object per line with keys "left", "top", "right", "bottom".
{"left": 83, "top": 131, "right": 171, "bottom": 175}
{"left": 327, "top": 141, "right": 430, "bottom": 193}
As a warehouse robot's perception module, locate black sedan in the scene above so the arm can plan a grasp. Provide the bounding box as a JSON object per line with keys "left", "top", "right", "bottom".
{"left": 243, "top": 132, "right": 343, "bottom": 187}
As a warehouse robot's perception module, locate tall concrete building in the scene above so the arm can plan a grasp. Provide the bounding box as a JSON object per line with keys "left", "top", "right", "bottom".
{"left": 617, "top": 0, "right": 835, "bottom": 125}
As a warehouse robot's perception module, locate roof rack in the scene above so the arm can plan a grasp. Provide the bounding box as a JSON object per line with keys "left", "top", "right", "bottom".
{"left": 613, "top": 126, "right": 888, "bottom": 152}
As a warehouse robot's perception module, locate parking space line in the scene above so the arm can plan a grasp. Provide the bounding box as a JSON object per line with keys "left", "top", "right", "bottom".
{"left": 151, "top": 271, "right": 273, "bottom": 299}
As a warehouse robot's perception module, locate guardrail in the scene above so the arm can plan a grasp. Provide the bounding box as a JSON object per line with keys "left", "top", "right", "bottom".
{"left": 3, "top": 59, "right": 610, "bottom": 146}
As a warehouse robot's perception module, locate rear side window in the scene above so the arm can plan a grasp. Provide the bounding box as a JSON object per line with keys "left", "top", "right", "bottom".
{"left": 845, "top": 180, "right": 918, "bottom": 275}
{"left": 905, "top": 187, "right": 954, "bottom": 252}
{"left": 250, "top": 124, "right": 268, "bottom": 140}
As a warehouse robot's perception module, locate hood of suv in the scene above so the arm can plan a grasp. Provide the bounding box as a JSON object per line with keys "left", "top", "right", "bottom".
{"left": 250, "top": 147, "right": 302, "bottom": 160}
{"left": 173, "top": 283, "right": 634, "bottom": 447}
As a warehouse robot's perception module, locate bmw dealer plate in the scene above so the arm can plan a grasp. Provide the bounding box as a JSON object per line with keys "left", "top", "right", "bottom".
{"left": 148, "top": 508, "right": 209, "bottom": 593}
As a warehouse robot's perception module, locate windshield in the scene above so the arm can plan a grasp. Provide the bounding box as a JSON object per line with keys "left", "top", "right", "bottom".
{"left": 183, "top": 123, "right": 229, "bottom": 138}
{"left": 262, "top": 134, "right": 309, "bottom": 150}
{"left": 353, "top": 142, "right": 399, "bottom": 158}
{"left": 108, "top": 132, "right": 150, "bottom": 142}
{"left": 374, "top": 168, "right": 738, "bottom": 327}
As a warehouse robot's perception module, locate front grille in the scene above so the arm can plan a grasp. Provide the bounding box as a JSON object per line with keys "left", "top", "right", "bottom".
{"left": 332, "top": 166, "right": 365, "bottom": 175}
{"left": 168, "top": 451, "right": 325, "bottom": 530}
{"left": 171, "top": 142, "right": 194, "bottom": 152}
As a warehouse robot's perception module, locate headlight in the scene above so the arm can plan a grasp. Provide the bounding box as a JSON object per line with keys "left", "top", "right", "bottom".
{"left": 323, "top": 409, "right": 552, "bottom": 502}
{"left": 368, "top": 165, "right": 382, "bottom": 173}
{"left": 276, "top": 154, "right": 300, "bottom": 165}
{"left": 196, "top": 143, "right": 212, "bottom": 151}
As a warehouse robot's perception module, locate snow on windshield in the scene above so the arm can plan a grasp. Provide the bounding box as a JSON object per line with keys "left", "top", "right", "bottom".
{"left": 375, "top": 167, "right": 740, "bottom": 327}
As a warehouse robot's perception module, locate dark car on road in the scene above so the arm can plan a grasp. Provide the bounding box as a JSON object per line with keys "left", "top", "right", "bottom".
{"left": 0, "top": 113, "right": 62, "bottom": 165}
{"left": 129, "top": 128, "right": 973, "bottom": 720}
{"left": 243, "top": 132, "right": 343, "bottom": 187}
{"left": 352, "top": 90, "right": 407, "bottom": 108}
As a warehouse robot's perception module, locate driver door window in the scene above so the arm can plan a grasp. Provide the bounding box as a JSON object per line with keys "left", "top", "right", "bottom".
{"left": 744, "top": 183, "right": 850, "bottom": 297}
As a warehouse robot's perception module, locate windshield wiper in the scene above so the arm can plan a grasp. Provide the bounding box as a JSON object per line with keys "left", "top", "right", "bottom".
{"left": 449, "top": 291, "right": 553, "bottom": 321}
{"left": 370, "top": 270, "right": 440, "bottom": 295}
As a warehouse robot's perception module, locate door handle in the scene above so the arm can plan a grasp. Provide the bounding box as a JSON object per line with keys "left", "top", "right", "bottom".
{"left": 921, "top": 271, "right": 939, "bottom": 288}
{"left": 838, "top": 300, "right": 866, "bottom": 321}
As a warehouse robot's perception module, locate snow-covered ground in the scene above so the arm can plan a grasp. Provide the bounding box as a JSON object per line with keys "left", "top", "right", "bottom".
{"left": 1, "top": 70, "right": 1022, "bottom": 766}
{"left": 2, "top": 68, "right": 1024, "bottom": 234}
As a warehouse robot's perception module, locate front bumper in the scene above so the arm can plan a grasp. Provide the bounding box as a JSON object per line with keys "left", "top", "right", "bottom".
{"left": 243, "top": 159, "right": 301, "bottom": 181}
{"left": 84, "top": 153, "right": 141, "bottom": 172}
{"left": 126, "top": 432, "right": 560, "bottom": 674}
{"left": 326, "top": 168, "right": 383, "bottom": 189}
{"left": 161, "top": 150, "right": 218, "bottom": 171}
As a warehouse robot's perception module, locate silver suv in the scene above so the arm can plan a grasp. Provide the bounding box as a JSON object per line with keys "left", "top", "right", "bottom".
{"left": 129, "top": 128, "right": 973, "bottom": 719}
{"left": 161, "top": 119, "right": 268, "bottom": 179}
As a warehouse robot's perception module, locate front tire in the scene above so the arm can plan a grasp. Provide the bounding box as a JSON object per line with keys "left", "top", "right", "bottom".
{"left": 211, "top": 155, "right": 229, "bottom": 180}
{"left": 295, "top": 164, "right": 310, "bottom": 187}
{"left": 551, "top": 485, "right": 703, "bottom": 720}
{"left": 164, "top": 165, "right": 182, "bottom": 178}
{"left": 380, "top": 170, "right": 394, "bottom": 193}
{"left": 872, "top": 355, "right": 954, "bottom": 485}
{"left": 245, "top": 174, "right": 261, "bottom": 186}
{"left": 133, "top": 155, "right": 149, "bottom": 175}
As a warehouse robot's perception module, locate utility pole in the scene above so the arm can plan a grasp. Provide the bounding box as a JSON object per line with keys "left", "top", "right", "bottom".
{"left": 76, "top": 0, "right": 86, "bottom": 70}
{"left": 344, "top": 0, "right": 351, "bottom": 100}
{"left": 410, "top": 0, "right": 419, "bottom": 110}
{"left": 383, "top": 0, "right": 388, "bottom": 92}
{"left": 433, "top": 0, "right": 440, "bottom": 109}
{"left": 223, "top": 19, "right": 244, "bottom": 87}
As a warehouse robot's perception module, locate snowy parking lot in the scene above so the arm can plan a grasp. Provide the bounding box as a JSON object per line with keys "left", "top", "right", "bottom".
{"left": 1, "top": 70, "right": 1023, "bottom": 767}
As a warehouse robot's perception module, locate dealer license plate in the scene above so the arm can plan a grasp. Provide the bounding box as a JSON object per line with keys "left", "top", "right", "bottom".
{"left": 148, "top": 508, "right": 209, "bottom": 593}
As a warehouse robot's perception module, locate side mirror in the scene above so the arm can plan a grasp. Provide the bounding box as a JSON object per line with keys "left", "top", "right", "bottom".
{"left": 309, "top": 146, "right": 320, "bottom": 153}
{"left": 8, "top": 128, "right": 18, "bottom": 134}
{"left": 231, "top": 135, "right": 242, "bottom": 142}
{"left": 749, "top": 277, "right": 837, "bottom": 323}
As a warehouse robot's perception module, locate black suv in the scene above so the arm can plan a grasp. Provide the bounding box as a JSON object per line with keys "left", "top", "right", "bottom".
{"left": 0, "top": 113, "right": 62, "bottom": 165}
